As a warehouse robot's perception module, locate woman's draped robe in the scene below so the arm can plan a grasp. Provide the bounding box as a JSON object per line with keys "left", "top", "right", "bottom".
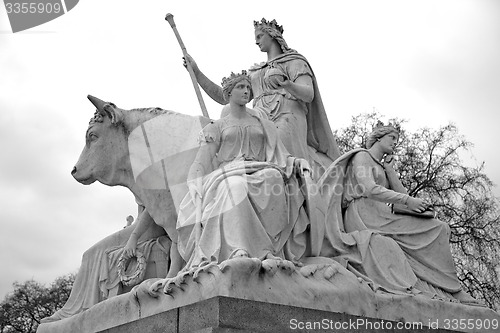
{"left": 317, "top": 149, "right": 462, "bottom": 297}
{"left": 249, "top": 52, "right": 340, "bottom": 176}
{"left": 177, "top": 115, "right": 313, "bottom": 270}
{"left": 42, "top": 223, "right": 169, "bottom": 322}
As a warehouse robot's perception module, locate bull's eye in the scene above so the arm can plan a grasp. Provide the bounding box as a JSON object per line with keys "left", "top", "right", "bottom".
{"left": 89, "top": 133, "right": 98, "bottom": 142}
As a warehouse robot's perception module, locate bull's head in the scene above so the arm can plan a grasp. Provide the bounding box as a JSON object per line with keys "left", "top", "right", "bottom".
{"left": 72, "top": 95, "right": 131, "bottom": 187}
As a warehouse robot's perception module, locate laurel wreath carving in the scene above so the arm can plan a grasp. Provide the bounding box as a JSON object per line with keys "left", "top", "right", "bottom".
{"left": 117, "top": 251, "right": 147, "bottom": 286}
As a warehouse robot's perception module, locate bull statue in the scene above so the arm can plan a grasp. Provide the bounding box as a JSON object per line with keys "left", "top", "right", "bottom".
{"left": 42, "top": 95, "right": 211, "bottom": 322}
{"left": 72, "top": 95, "right": 212, "bottom": 283}
{"left": 68, "top": 95, "right": 333, "bottom": 300}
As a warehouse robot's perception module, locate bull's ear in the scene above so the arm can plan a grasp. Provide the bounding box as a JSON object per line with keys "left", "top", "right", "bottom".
{"left": 103, "top": 103, "right": 123, "bottom": 125}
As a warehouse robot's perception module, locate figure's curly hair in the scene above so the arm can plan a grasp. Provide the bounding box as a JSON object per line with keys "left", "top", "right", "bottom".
{"left": 259, "top": 26, "right": 291, "bottom": 53}
{"left": 365, "top": 126, "right": 399, "bottom": 149}
{"left": 221, "top": 74, "right": 253, "bottom": 103}
{"left": 254, "top": 18, "right": 292, "bottom": 53}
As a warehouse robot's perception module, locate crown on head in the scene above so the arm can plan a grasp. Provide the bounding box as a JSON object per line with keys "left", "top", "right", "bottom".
{"left": 374, "top": 120, "right": 401, "bottom": 132}
{"left": 221, "top": 70, "right": 250, "bottom": 90}
{"left": 253, "top": 18, "right": 284, "bottom": 34}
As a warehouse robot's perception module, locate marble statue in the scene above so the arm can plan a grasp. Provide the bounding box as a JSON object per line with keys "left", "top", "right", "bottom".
{"left": 51, "top": 96, "right": 211, "bottom": 320}
{"left": 174, "top": 71, "right": 311, "bottom": 274}
{"left": 316, "top": 123, "right": 482, "bottom": 305}
{"left": 39, "top": 77, "right": 494, "bottom": 333}
{"left": 184, "top": 18, "right": 340, "bottom": 178}
{"left": 71, "top": 97, "right": 181, "bottom": 280}
{"left": 37, "top": 17, "right": 499, "bottom": 333}
{"left": 41, "top": 217, "right": 169, "bottom": 322}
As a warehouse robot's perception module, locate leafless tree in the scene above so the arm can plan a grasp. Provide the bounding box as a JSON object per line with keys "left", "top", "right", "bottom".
{"left": 335, "top": 112, "right": 500, "bottom": 310}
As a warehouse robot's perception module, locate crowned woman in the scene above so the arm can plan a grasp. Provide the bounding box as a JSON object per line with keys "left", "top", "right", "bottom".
{"left": 183, "top": 18, "right": 340, "bottom": 178}
{"left": 176, "top": 71, "right": 314, "bottom": 270}
{"left": 317, "top": 123, "right": 481, "bottom": 305}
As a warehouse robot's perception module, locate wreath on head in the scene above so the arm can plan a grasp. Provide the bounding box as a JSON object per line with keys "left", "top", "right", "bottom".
{"left": 117, "top": 251, "right": 147, "bottom": 286}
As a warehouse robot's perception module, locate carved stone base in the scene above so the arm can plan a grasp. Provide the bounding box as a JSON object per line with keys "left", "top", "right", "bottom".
{"left": 97, "top": 296, "right": 462, "bottom": 333}
{"left": 37, "top": 257, "right": 500, "bottom": 333}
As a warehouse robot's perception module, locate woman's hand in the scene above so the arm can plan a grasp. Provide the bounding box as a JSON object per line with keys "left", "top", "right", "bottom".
{"left": 295, "top": 158, "right": 312, "bottom": 178}
{"left": 187, "top": 177, "right": 203, "bottom": 203}
{"left": 267, "top": 74, "right": 289, "bottom": 90}
{"left": 183, "top": 53, "right": 199, "bottom": 73}
{"left": 122, "top": 235, "right": 138, "bottom": 260}
{"left": 383, "top": 154, "right": 396, "bottom": 170}
{"left": 406, "top": 197, "right": 431, "bottom": 213}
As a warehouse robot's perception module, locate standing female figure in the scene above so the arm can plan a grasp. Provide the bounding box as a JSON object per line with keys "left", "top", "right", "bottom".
{"left": 184, "top": 18, "right": 340, "bottom": 178}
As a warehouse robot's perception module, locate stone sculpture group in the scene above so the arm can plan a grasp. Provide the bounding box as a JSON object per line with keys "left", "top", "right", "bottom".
{"left": 38, "top": 17, "right": 498, "bottom": 333}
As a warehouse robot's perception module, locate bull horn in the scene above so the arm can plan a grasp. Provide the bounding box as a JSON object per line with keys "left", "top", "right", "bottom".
{"left": 87, "top": 95, "right": 108, "bottom": 115}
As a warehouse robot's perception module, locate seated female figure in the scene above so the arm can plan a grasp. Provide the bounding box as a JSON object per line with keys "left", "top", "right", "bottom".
{"left": 318, "top": 124, "right": 480, "bottom": 305}
{"left": 176, "top": 71, "right": 312, "bottom": 270}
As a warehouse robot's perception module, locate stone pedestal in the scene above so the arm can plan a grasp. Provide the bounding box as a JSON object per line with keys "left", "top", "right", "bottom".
{"left": 37, "top": 258, "right": 500, "bottom": 333}
{"left": 97, "top": 296, "right": 461, "bottom": 333}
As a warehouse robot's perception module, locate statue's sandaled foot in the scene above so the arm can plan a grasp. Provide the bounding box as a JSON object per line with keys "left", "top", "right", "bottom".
{"left": 261, "top": 254, "right": 296, "bottom": 276}
{"left": 323, "top": 264, "right": 339, "bottom": 280}
{"left": 279, "top": 259, "right": 296, "bottom": 274}
{"left": 300, "top": 263, "right": 339, "bottom": 280}
{"left": 261, "top": 258, "right": 279, "bottom": 275}
{"left": 219, "top": 255, "right": 261, "bottom": 273}
{"left": 231, "top": 249, "right": 249, "bottom": 258}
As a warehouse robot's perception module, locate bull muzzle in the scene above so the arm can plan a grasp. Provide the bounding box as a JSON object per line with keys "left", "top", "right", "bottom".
{"left": 71, "top": 165, "right": 95, "bottom": 185}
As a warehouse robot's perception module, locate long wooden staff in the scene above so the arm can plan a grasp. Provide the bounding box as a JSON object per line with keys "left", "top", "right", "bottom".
{"left": 166, "top": 13, "right": 205, "bottom": 245}
{"left": 165, "top": 13, "right": 209, "bottom": 118}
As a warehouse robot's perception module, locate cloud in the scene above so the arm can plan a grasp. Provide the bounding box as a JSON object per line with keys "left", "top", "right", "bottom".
{"left": 0, "top": 101, "right": 137, "bottom": 297}
{"left": 1, "top": 0, "right": 499, "bottom": 301}
{"left": 400, "top": 2, "right": 500, "bottom": 190}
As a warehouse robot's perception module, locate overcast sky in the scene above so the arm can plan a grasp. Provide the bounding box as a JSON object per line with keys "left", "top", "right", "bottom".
{"left": 1, "top": 0, "right": 499, "bottom": 299}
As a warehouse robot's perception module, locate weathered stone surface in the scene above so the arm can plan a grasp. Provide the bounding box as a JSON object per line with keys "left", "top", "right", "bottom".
{"left": 37, "top": 258, "right": 500, "bottom": 333}
{"left": 92, "top": 296, "right": 479, "bottom": 333}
